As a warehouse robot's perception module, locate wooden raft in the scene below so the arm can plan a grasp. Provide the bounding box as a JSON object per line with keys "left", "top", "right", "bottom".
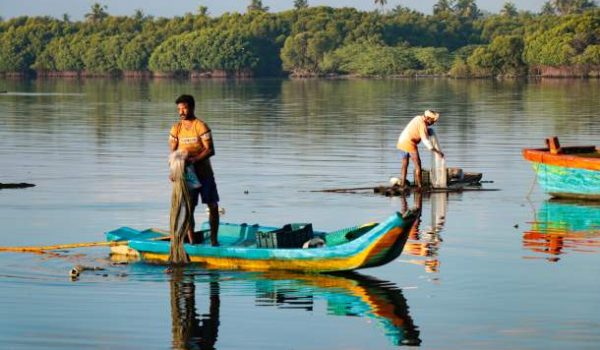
{"left": 376, "top": 170, "right": 488, "bottom": 196}
{"left": 315, "top": 169, "right": 497, "bottom": 196}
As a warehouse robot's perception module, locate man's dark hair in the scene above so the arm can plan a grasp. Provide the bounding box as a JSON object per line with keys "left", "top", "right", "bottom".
{"left": 175, "top": 94, "right": 195, "bottom": 110}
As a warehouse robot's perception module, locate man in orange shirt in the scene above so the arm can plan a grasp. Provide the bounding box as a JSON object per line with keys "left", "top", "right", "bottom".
{"left": 169, "top": 94, "right": 220, "bottom": 246}
{"left": 396, "top": 110, "right": 444, "bottom": 188}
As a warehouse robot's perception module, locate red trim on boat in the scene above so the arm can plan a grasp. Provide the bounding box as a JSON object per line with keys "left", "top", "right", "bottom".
{"left": 522, "top": 148, "right": 600, "bottom": 171}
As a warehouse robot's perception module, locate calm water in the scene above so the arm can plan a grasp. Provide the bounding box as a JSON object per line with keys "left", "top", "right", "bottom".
{"left": 1, "top": 78, "right": 599, "bottom": 349}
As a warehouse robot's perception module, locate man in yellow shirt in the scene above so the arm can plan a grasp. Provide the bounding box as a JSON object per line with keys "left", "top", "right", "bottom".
{"left": 169, "top": 94, "right": 220, "bottom": 246}
{"left": 396, "top": 110, "right": 444, "bottom": 188}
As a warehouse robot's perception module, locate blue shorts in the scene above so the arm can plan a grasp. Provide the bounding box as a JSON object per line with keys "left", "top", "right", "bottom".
{"left": 190, "top": 176, "right": 220, "bottom": 207}
{"left": 398, "top": 150, "right": 410, "bottom": 159}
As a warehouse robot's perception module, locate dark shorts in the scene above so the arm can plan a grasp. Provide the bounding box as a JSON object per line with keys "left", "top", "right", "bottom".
{"left": 190, "top": 176, "right": 220, "bottom": 207}
{"left": 398, "top": 150, "right": 410, "bottom": 159}
{"left": 399, "top": 149, "right": 420, "bottom": 160}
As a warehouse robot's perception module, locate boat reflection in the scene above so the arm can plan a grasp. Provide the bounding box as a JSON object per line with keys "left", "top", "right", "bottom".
{"left": 397, "top": 191, "right": 446, "bottom": 273}
{"left": 523, "top": 199, "right": 600, "bottom": 262}
{"left": 168, "top": 269, "right": 421, "bottom": 348}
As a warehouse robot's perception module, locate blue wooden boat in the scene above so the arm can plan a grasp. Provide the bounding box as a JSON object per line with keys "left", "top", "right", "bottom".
{"left": 523, "top": 137, "right": 600, "bottom": 200}
{"left": 105, "top": 211, "right": 418, "bottom": 272}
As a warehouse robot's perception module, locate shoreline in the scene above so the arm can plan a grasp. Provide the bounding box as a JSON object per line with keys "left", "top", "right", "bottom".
{"left": 1, "top": 71, "right": 599, "bottom": 81}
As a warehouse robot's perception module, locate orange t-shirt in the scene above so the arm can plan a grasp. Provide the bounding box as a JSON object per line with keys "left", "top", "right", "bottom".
{"left": 396, "top": 115, "right": 429, "bottom": 153}
{"left": 169, "top": 118, "right": 214, "bottom": 178}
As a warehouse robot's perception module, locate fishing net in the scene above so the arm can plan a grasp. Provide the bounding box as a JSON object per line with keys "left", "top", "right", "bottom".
{"left": 168, "top": 151, "right": 193, "bottom": 264}
{"left": 429, "top": 130, "right": 447, "bottom": 188}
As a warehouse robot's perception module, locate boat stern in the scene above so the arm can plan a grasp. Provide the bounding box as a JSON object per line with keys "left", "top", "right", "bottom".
{"left": 523, "top": 138, "right": 600, "bottom": 200}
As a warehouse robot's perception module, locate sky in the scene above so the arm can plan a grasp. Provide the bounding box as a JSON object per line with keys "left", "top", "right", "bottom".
{"left": 0, "top": 1, "right": 549, "bottom": 20}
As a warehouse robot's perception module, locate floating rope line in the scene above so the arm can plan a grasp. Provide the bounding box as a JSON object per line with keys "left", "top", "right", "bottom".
{"left": 168, "top": 151, "right": 193, "bottom": 265}
{"left": 526, "top": 161, "right": 541, "bottom": 200}
{"left": 0, "top": 240, "right": 128, "bottom": 253}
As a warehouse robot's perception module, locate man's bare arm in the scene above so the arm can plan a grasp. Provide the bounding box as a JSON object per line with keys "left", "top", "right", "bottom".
{"left": 188, "top": 133, "right": 214, "bottom": 163}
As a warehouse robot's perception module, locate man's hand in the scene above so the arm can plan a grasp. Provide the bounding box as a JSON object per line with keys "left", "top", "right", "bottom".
{"left": 435, "top": 149, "right": 444, "bottom": 158}
{"left": 182, "top": 151, "right": 195, "bottom": 164}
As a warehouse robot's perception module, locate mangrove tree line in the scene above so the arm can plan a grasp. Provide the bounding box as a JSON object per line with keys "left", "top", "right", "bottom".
{"left": 0, "top": 0, "right": 598, "bottom": 78}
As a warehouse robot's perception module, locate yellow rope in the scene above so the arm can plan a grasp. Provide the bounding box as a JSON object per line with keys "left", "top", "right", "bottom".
{"left": 0, "top": 234, "right": 172, "bottom": 255}
{"left": 0, "top": 240, "right": 129, "bottom": 253}
{"left": 526, "top": 160, "right": 541, "bottom": 200}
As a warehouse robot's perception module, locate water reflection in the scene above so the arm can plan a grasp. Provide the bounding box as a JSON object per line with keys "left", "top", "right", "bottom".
{"left": 523, "top": 200, "right": 600, "bottom": 262}
{"left": 398, "top": 192, "right": 447, "bottom": 273}
{"left": 259, "top": 271, "right": 421, "bottom": 346}
{"left": 170, "top": 268, "right": 220, "bottom": 350}
{"left": 168, "top": 269, "right": 420, "bottom": 348}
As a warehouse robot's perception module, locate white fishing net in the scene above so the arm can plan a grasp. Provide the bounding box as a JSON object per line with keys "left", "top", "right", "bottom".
{"left": 429, "top": 130, "right": 447, "bottom": 188}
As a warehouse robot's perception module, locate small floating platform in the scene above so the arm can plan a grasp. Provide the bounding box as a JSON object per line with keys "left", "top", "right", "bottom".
{"left": 374, "top": 183, "right": 496, "bottom": 196}
{"left": 376, "top": 171, "right": 491, "bottom": 196}
{"left": 315, "top": 169, "right": 498, "bottom": 196}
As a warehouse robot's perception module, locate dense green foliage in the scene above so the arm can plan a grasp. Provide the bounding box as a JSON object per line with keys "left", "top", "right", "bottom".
{"left": 523, "top": 10, "right": 600, "bottom": 66}
{"left": 0, "top": 1, "right": 598, "bottom": 77}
